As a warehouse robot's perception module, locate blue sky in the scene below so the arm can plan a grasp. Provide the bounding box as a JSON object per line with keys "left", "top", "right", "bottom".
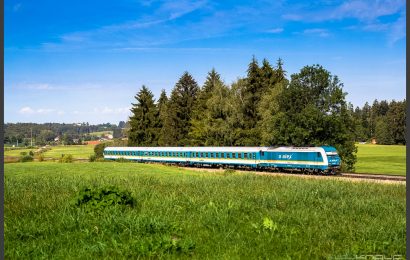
{"left": 5, "top": 0, "right": 406, "bottom": 124}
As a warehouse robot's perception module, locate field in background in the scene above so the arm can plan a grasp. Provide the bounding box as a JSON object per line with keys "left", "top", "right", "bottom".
{"left": 355, "top": 144, "right": 406, "bottom": 176}
{"left": 42, "top": 145, "right": 94, "bottom": 159}
{"left": 88, "top": 131, "right": 113, "bottom": 137}
{"left": 3, "top": 145, "right": 95, "bottom": 160}
{"left": 5, "top": 162, "right": 405, "bottom": 259}
{"left": 3, "top": 148, "right": 36, "bottom": 157}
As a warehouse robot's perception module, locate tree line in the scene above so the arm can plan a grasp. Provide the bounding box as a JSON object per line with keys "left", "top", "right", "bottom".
{"left": 350, "top": 100, "right": 406, "bottom": 145}
{"left": 4, "top": 122, "right": 123, "bottom": 146}
{"left": 128, "top": 56, "right": 399, "bottom": 171}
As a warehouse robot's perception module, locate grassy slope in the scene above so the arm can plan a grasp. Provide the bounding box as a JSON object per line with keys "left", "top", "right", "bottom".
{"left": 355, "top": 144, "right": 406, "bottom": 176}
{"left": 5, "top": 162, "right": 406, "bottom": 259}
{"left": 42, "top": 145, "right": 95, "bottom": 159}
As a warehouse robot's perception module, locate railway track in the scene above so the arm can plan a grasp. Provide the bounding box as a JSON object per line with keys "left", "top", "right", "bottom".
{"left": 182, "top": 165, "right": 406, "bottom": 183}
{"left": 339, "top": 172, "right": 406, "bottom": 182}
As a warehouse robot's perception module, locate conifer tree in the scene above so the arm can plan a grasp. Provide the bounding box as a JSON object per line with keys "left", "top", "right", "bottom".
{"left": 162, "top": 72, "right": 199, "bottom": 146}
{"left": 157, "top": 89, "right": 169, "bottom": 146}
{"left": 190, "top": 69, "right": 230, "bottom": 145}
{"left": 128, "top": 85, "right": 158, "bottom": 146}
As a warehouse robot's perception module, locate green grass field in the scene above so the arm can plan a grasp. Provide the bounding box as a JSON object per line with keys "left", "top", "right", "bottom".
{"left": 3, "top": 148, "right": 36, "bottom": 157}
{"left": 355, "top": 144, "right": 406, "bottom": 176}
{"left": 88, "top": 131, "right": 113, "bottom": 137}
{"left": 5, "top": 162, "right": 406, "bottom": 259}
{"left": 41, "top": 145, "right": 95, "bottom": 159}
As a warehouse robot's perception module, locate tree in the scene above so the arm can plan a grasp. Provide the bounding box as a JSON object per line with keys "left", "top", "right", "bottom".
{"left": 128, "top": 85, "right": 159, "bottom": 146}
{"left": 269, "top": 64, "right": 357, "bottom": 171}
{"left": 157, "top": 89, "right": 169, "bottom": 146}
{"left": 387, "top": 100, "right": 406, "bottom": 144}
{"left": 375, "top": 116, "right": 394, "bottom": 144}
{"left": 189, "top": 69, "right": 231, "bottom": 145}
{"left": 161, "top": 72, "right": 199, "bottom": 146}
{"left": 118, "top": 121, "right": 126, "bottom": 128}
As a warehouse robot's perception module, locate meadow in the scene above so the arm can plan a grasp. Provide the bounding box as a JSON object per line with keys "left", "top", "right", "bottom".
{"left": 3, "top": 145, "right": 95, "bottom": 160}
{"left": 355, "top": 144, "right": 406, "bottom": 176}
{"left": 41, "top": 145, "right": 94, "bottom": 159}
{"left": 5, "top": 162, "right": 406, "bottom": 259}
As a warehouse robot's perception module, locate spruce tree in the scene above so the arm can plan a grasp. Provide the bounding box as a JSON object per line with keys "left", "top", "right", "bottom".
{"left": 157, "top": 89, "right": 169, "bottom": 146}
{"left": 128, "top": 85, "right": 158, "bottom": 146}
{"left": 190, "top": 69, "right": 230, "bottom": 145}
{"left": 162, "top": 72, "right": 199, "bottom": 146}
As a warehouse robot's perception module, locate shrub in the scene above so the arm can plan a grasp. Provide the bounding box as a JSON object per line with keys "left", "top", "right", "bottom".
{"left": 37, "top": 154, "right": 44, "bottom": 162}
{"left": 59, "top": 154, "right": 73, "bottom": 163}
{"left": 94, "top": 143, "right": 109, "bottom": 158}
{"left": 29, "top": 150, "right": 34, "bottom": 156}
{"left": 20, "top": 152, "right": 27, "bottom": 156}
{"left": 19, "top": 155, "right": 33, "bottom": 162}
{"left": 89, "top": 154, "right": 97, "bottom": 162}
{"left": 72, "top": 186, "right": 136, "bottom": 210}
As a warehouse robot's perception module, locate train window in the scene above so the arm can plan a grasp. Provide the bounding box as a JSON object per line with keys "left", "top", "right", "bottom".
{"left": 261, "top": 151, "right": 265, "bottom": 156}
{"left": 244, "top": 153, "right": 248, "bottom": 159}
{"left": 238, "top": 153, "right": 242, "bottom": 159}
{"left": 317, "top": 152, "right": 321, "bottom": 158}
{"left": 227, "top": 153, "right": 231, "bottom": 159}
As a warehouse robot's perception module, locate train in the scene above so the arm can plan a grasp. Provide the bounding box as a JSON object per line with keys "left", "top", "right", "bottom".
{"left": 103, "top": 146, "right": 341, "bottom": 174}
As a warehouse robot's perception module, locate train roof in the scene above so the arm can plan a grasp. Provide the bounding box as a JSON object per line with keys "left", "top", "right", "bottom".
{"left": 268, "top": 147, "right": 325, "bottom": 152}
{"left": 105, "top": 146, "right": 266, "bottom": 152}
{"left": 105, "top": 146, "right": 333, "bottom": 153}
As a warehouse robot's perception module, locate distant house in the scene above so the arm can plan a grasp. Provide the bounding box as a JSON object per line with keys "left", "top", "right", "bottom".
{"left": 86, "top": 140, "right": 101, "bottom": 145}
{"left": 371, "top": 138, "right": 377, "bottom": 144}
{"left": 54, "top": 136, "right": 60, "bottom": 142}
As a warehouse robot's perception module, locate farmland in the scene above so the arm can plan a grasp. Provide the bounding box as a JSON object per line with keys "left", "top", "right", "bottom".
{"left": 5, "top": 162, "right": 406, "bottom": 259}
{"left": 3, "top": 145, "right": 95, "bottom": 160}
{"left": 355, "top": 144, "right": 406, "bottom": 176}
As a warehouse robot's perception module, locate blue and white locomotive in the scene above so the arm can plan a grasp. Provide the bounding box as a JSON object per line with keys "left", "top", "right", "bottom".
{"left": 103, "top": 146, "right": 341, "bottom": 174}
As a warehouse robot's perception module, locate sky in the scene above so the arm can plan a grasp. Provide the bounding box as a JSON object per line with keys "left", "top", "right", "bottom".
{"left": 5, "top": 0, "right": 406, "bottom": 124}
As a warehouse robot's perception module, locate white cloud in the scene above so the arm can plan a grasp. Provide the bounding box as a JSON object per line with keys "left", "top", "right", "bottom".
{"left": 19, "top": 107, "right": 34, "bottom": 114}
{"left": 266, "top": 28, "right": 284, "bottom": 34}
{"left": 19, "top": 107, "right": 55, "bottom": 114}
{"left": 303, "top": 28, "right": 330, "bottom": 37}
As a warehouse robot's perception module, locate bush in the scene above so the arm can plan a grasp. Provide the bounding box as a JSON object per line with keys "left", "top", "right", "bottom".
{"left": 20, "top": 152, "right": 27, "bottom": 156}
{"left": 89, "top": 154, "right": 97, "bottom": 162}
{"left": 72, "top": 186, "right": 136, "bottom": 210}
{"left": 37, "top": 154, "right": 44, "bottom": 162}
{"left": 59, "top": 154, "right": 73, "bottom": 163}
{"left": 29, "top": 150, "right": 35, "bottom": 156}
{"left": 19, "top": 155, "right": 33, "bottom": 162}
{"left": 94, "top": 143, "right": 109, "bottom": 158}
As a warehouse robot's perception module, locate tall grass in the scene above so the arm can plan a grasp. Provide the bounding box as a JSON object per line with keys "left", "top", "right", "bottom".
{"left": 5, "top": 162, "right": 406, "bottom": 259}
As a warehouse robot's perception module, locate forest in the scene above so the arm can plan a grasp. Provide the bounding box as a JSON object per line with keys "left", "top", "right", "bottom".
{"left": 127, "top": 57, "right": 406, "bottom": 171}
